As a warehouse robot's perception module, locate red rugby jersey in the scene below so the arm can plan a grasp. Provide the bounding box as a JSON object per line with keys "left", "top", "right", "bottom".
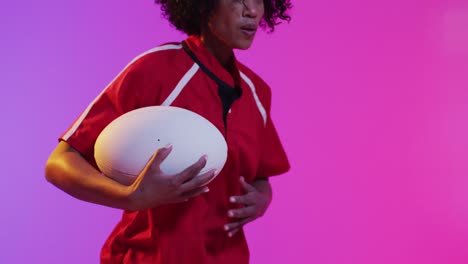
{"left": 61, "top": 35, "right": 290, "bottom": 264}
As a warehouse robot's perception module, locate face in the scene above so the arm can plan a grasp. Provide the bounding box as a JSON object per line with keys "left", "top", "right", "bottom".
{"left": 206, "top": 0, "right": 264, "bottom": 50}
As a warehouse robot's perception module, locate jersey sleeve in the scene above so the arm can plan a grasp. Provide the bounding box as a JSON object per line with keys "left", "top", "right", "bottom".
{"left": 255, "top": 83, "right": 290, "bottom": 178}
{"left": 256, "top": 114, "right": 291, "bottom": 178}
{"left": 60, "top": 58, "right": 153, "bottom": 164}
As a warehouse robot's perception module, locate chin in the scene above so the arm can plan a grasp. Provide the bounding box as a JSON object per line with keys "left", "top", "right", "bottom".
{"left": 234, "top": 40, "right": 254, "bottom": 50}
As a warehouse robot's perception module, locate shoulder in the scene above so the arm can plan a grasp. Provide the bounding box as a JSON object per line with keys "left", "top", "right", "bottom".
{"left": 104, "top": 42, "right": 191, "bottom": 110}
{"left": 124, "top": 42, "right": 186, "bottom": 75}
{"left": 236, "top": 61, "right": 273, "bottom": 110}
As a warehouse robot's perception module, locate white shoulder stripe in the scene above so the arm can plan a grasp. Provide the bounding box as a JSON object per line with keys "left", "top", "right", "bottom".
{"left": 240, "top": 72, "right": 267, "bottom": 125}
{"left": 161, "top": 63, "right": 199, "bottom": 106}
{"left": 62, "top": 44, "right": 182, "bottom": 141}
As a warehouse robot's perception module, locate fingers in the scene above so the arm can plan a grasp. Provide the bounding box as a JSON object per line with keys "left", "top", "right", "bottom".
{"left": 228, "top": 228, "right": 240, "bottom": 237}
{"left": 179, "top": 185, "right": 210, "bottom": 200}
{"left": 180, "top": 169, "right": 217, "bottom": 192}
{"left": 229, "top": 193, "right": 256, "bottom": 206}
{"left": 147, "top": 144, "right": 173, "bottom": 174}
{"left": 170, "top": 169, "right": 213, "bottom": 202}
{"left": 224, "top": 217, "right": 253, "bottom": 237}
{"left": 227, "top": 205, "right": 257, "bottom": 219}
{"left": 224, "top": 218, "right": 250, "bottom": 231}
{"left": 172, "top": 155, "right": 208, "bottom": 185}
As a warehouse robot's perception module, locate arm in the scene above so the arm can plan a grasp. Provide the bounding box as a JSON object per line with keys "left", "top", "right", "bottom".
{"left": 45, "top": 141, "right": 216, "bottom": 211}
{"left": 45, "top": 141, "right": 134, "bottom": 210}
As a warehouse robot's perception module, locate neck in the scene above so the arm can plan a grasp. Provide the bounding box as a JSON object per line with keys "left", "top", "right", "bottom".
{"left": 200, "top": 32, "right": 235, "bottom": 70}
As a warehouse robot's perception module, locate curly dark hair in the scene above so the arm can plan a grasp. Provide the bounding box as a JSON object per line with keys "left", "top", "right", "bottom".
{"left": 155, "top": 0, "right": 292, "bottom": 35}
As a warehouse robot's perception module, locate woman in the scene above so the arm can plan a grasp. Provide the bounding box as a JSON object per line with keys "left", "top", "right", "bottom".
{"left": 45, "top": 0, "right": 292, "bottom": 263}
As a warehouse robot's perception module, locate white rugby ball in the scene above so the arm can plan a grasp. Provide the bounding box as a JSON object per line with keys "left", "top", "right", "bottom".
{"left": 94, "top": 106, "right": 227, "bottom": 185}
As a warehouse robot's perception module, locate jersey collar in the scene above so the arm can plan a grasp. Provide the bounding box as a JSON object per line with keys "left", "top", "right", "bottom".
{"left": 184, "top": 35, "right": 242, "bottom": 88}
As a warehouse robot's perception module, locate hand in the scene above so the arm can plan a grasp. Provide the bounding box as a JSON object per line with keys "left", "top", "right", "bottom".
{"left": 127, "top": 145, "right": 216, "bottom": 210}
{"left": 224, "top": 176, "right": 271, "bottom": 237}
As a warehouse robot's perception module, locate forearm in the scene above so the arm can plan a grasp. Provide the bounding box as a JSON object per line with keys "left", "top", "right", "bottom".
{"left": 45, "top": 141, "right": 134, "bottom": 210}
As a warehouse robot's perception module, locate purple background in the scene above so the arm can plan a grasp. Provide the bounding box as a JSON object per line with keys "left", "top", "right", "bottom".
{"left": 2, "top": 0, "right": 468, "bottom": 263}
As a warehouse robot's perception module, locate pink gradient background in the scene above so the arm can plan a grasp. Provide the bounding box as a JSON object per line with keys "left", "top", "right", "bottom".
{"left": 2, "top": 0, "right": 468, "bottom": 263}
